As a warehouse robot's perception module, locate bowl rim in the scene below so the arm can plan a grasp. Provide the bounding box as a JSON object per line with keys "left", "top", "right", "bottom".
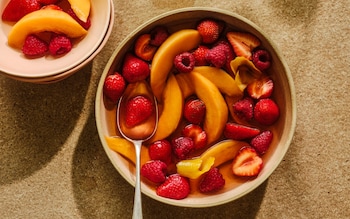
{"left": 0, "top": 0, "right": 111, "bottom": 79}
{"left": 95, "top": 6, "right": 297, "bottom": 208}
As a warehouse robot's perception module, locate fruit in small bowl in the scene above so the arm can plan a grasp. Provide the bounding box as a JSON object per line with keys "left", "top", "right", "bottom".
{"left": 95, "top": 7, "right": 296, "bottom": 208}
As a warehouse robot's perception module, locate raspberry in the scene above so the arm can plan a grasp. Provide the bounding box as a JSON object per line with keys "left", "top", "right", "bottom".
{"left": 192, "top": 45, "right": 209, "bottom": 66}
{"left": 49, "top": 34, "right": 72, "bottom": 56}
{"left": 199, "top": 168, "right": 225, "bottom": 193}
{"left": 250, "top": 130, "right": 273, "bottom": 155}
{"left": 252, "top": 49, "right": 271, "bottom": 71}
{"left": 233, "top": 97, "right": 254, "bottom": 121}
{"left": 148, "top": 140, "right": 172, "bottom": 164}
{"left": 103, "top": 73, "right": 126, "bottom": 103}
{"left": 171, "top": 137, "right": 195, "bottom": 160}
{"left": 206, "top": 45, "right": 227, "bottom": 68}
{"left": 22, "top": 34, "right": 48, "bottom": 57}
{"left": 156, "top": 174, "right": 190, "bottom": 200}
{"left": 150, "top": 26, "right": 169, "bottom": 47}
{"left": 254, "top": 98, "right": 280, "bottom": 126}
{"left": 141, "top": 160, "right": 167, "bottom": 184}
{"left": 173, "top": 52, "right": 195, "bottom": 73}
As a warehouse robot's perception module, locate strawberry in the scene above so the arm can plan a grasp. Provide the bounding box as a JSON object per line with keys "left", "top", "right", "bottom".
{"left": 250, "top": 130, "right": 273, "bottom": 155}
{"left": 192, "top": 45, "right": 209, "bottom": 66}
{"left": 199, "top": 167, "right": 225, "bottom": 193}
{"left": 22, "top": 34, "right": 48, "bottom": 57}
{"left": 122, "top": 53, "right": 150, "bottom": 83}
{"left": 252, "top": 49, "right": 271, "bottom": 71}
{"left": 148, "top": 140, "right": 172, "bottom": 164}
{"left": 254, "top": 98, "right": 280, "bottom": 126}
{"left": 226, "top": 31, "right": 261, "bottom": 60}
{"left": 156, "top": 174, "right": 190, "bottom": 200}
{"left": 232, "top": 146, "right": 263, "bottom": 177}
{"left": 125, "top": 95, "right": 154, "bottom": 128}
{"left": 103, "top": 73, "right": 126, "bottom": 103}
{"left": 247, "top": 77, "right": 274, "bottom": 100}
{"left": 66, "top": 8, "right": 91, "bottom": 30}
{"left": 233, "top": 97, "right": 254, "bottom": 121}
{"left": 2, "top": 0, "right": 40, "bottom": 22}
{"left": 183, "top": 98, "right": 206, "bottom": 125}
{"left": 141, "top": 160, "right": 167, "bottom": 183}
{"left": 173, "top": 52, "right": 195, "bottom": 73}
{"left": 150, "top": 26, "right": 169, "bottom": 47}
{"left": 206, "top": 44, "right": 227, "bottom": 68}
{"left": 171, "top": 137, "right": 195, "bottom": 160}
{"left": 196, "top": 19, "right": 224, "bottom": 44}
{"left": 49, "top": 34, "right": 72, "bottom": 56}
{"left": 37, "top": 0, "right": 59, "bottom": 4}
{"left": 224, "top": 123, "right": 260, "bottom": 140}
{"left": 134, "top": 34, "right": 157, "bottom": 61}
{"left": 182, "top": 124, "right": 208, "bottom": 150}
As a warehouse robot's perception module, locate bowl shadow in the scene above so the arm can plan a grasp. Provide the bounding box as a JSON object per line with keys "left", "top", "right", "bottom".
{"left": 0, "top": 64, "right": 92, "bottom": 186}
{"left": 72, "top": 112, "right": 267, "bottom": 218}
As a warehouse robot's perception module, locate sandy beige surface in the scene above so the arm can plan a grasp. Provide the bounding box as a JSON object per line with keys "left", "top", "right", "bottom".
{"left": 0, "top": 0, "right": 349, "bottom": 218}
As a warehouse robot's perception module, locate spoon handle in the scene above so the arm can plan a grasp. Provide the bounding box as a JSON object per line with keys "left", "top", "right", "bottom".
{"left": 132, "top": 140, "right": 143, "bottom": 219}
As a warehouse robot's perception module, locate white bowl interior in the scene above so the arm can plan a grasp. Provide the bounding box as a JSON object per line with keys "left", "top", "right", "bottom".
{"left": 95, "top": 7, "right": 296, "bottom": 207}
{"left": 0, "top": 0, "right": 110, "bottom": 78}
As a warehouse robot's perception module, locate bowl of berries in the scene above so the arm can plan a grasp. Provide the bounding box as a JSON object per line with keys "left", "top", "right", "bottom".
{"left": 95, "top": 7, "right": 296, "bottom": 207}
{"left": 0, "top": 0, "right": 113, "bottom": 83}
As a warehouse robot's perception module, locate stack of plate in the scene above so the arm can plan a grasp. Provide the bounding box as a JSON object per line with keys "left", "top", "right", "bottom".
{"left": 0, "top": 0, "right": 114, "bottom": 83}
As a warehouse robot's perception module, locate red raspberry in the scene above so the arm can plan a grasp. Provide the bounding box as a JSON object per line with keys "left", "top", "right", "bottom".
{"left": 150, "top": 26, "right": 169, "bottom": 47}
{"left": 183, "top": 98, "right": 206, "bottom": 125}
{"left": 206, "top": 45, "right": 227, "bottom": 68}
{"left": 171, "top": 137, "right": 195, "bottom": 160}
{"left": 215, "top": 40, "right": 235, "bottom": 73}
{"left": 254, "top": 98, "right": 280, "bottom": 125}
{"left": 49, "top": 34, "right": 72, "bottom": 56}
{"left": 141, "top": 160, "right": 167, "bottom": 184}
{"left": 22, "top": 34, "right": 48, "bottom": 57}
{"left": 192, "top": 45, "right": 209, "bottom": 66}
{"left": 122, "top": 53, "right": 150, "bottom": 83}
{"left": 199, "top": 168, "right": 225, "bottom": 193}
{"left": 250, "top": 130, "right": 273, "bottom": 155}
{"left": 196, "top": 19, "right": 223, "bottom": 44}
{"left": 173, "top": 52, "right": 195, "bottom": 73}
{"left": 156, "top": 174, "right": 190, "bottom": 200}
{"left": 148, "top": 140, "right": 172, "bottom": 164}
{"left": 252, "top": 49, "right": 271, "bottom": 71}
{"left": 103, "top": 73, "right": 126, "bottom": 103}
{"left": 233, "top": 97, "right": 254, "bottom": 121}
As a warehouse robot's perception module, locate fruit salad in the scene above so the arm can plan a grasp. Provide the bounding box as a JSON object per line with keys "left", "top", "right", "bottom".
{"left": 103, "top": 18, "right": 280, "bottom": 200}
{"left": 1, "top": 0, "right": 91, "bottom": 58}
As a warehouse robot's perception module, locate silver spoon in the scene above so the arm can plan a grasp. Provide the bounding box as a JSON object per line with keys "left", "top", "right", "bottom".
{"left": 116, "top": 86, "right": 158, "bottom": 219}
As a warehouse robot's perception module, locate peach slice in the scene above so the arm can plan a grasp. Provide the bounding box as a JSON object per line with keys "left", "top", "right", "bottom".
{"left": 189, "top": 72, "right": 228, "bottom": 145}
{"left": 67, "top": 0, "right": 91, "bottom": 23}
{"left": 150, "top": 29, "right": 201, "bottom": 100}
{"left": 147, "top": 73, "right": 183, "bottom": 143}
{"left": 8, "top": 8, "right": 87, "bottom": 49}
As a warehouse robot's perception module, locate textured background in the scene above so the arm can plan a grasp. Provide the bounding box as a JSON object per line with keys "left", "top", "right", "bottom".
{"left": 1, "top": 0, "right": 349, "bottom": 218}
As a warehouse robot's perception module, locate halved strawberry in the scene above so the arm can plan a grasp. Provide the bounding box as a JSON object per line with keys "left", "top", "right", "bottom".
{"left": 224, "top": 123, "right": 260, "bottom": 140}
{"left": 226, "top": 31, "right": 260, "bottom": 60}
{"left": 232, "top": 146, "right": 263, "bottom": 177}
{"left": 247, "top": 77, "right": 274, "bottom": 99}
{"left": 125, "top": 95, "right": 154, "bottom": 128}
{"left": 182, "top": 124, "right": 208, "bottom": 150}
{"left": 2, "top": 0, "right": 40, "bottom": 22}
{"left": 134, "top": 34, "right": 157, "bottom": 61}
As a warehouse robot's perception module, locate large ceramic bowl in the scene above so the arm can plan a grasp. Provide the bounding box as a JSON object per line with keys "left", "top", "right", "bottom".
{"left": 95, "top": 7, "right": 296, "bottom": 208}
{"left": 0, "top": 0, "right": 111, "bottom": 82}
